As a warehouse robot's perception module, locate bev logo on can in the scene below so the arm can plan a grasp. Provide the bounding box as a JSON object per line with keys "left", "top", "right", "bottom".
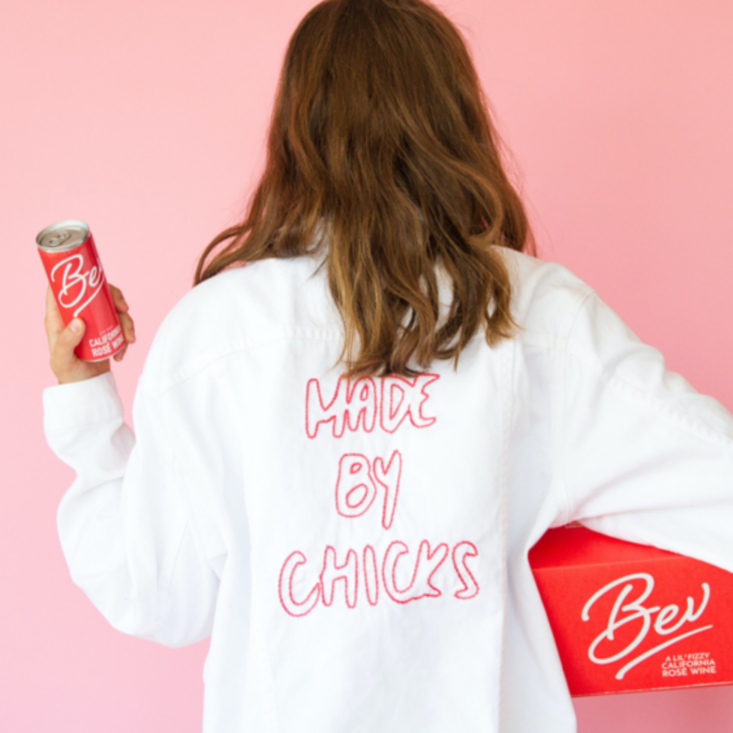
{"left": 37, "top": 220, "right": 126, "bottom": 362}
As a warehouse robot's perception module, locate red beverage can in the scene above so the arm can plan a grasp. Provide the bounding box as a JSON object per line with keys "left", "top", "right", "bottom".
{"left": 37, "top": 220, "right": 125, "bottom": 362}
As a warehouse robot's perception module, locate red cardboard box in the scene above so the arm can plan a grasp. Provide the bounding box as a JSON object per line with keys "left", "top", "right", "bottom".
{"left": 529, "top": 525, "right": 733, "bottom": 696}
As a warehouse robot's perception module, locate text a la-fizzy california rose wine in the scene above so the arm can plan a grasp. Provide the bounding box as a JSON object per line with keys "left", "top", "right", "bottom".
{"left": 37, "top": 220, "right": 125, "bottom": 361}
{"left": 530, "top": 526, "right": 733, "bottom": 695}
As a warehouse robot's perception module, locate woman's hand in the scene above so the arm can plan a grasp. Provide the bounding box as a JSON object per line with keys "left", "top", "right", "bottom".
{"left": 45, "top": 284, "right": 136, "bottom": 385}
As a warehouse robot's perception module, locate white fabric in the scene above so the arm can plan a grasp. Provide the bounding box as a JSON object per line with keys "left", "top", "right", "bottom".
{"left": 43, "top": 248, "right": 733, "bottom": 733}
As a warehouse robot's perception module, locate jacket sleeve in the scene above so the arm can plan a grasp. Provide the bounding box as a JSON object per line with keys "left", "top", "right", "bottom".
{"left": 559, "top": 290, "right": 733, "bottom": 572}
{"left": 43, "top": 368, "right": 219, "bottom": 647}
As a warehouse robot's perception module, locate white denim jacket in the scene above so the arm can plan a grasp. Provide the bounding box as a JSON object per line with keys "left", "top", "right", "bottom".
{"left": 43, "top": 247, "right": 733, "bottom": 733}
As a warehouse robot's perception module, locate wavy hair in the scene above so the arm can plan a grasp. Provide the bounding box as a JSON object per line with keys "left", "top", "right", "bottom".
{"left": 196, "top": 0, "right": 534, "bottom": 377}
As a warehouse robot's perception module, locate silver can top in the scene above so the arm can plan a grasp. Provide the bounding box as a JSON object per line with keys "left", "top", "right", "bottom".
{"left": 36, "top": 220, "right": 89, "bottom": 251}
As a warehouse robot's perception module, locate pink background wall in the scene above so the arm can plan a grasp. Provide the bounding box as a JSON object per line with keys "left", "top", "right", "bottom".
{"left": 1, "top": 0, "right": 731, "bottom": 730}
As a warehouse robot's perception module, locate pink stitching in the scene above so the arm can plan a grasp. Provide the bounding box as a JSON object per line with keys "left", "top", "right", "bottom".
{"left": 363, "top": 545, "right": 379, "bottom": 606}
{"left": 418, "top": 540, "right": 449, "bottom": 597}
{"left": 305, "top": 377, "right": 339, "bottom": 439}
{"left": 280, "top": 540, "right": 478, "bottom": 613}
{"left": 345, "top": 376, "right": 378, "bottom": 434}
{"left": 381, "top": 539, "right": 448, "bottom": 604}
{"left": 386, "top": 382, "right": 405, "bottom": 422}
{"left": 278, "top": 551, "right": 321, "bottom": 617}
{"left": 379, "top": 374, "right": 439, "bottom": 433}
{"left": 335, "top": 454, "right": 377, "bottom": 518}
{"left": 452, "top": 541, "right": 480, "bottom": 600}
{"left": 382, "top": 541, "right": 410, "bottom": 603}
{"left": 320, "top": 545, "right": 358, "bottom": 609}
{"left": 306, "top": 376, "right": 377, "bottom": 439}
{"left": 372, "top": 450, "right": 402, "bottom": 530}
{"left": 307, "top": 373, "right": 438, "bottom": 437}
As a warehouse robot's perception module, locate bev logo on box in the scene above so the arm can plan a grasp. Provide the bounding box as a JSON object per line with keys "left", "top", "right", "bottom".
{"left": 582, "top": 573, "right": 712, "bottom": 680}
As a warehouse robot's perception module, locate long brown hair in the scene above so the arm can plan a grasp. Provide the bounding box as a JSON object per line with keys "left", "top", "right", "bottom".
{"left": 196, "top": 0, "right": 534, "bottom": 377}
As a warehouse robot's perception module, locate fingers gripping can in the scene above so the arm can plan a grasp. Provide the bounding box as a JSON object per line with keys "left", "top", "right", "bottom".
{"left": 37, "top": 220, "right": 126, "bottom": 362}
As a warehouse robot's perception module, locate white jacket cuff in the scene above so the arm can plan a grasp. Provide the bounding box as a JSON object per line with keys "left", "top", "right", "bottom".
{"left": 43, "top": 372, "right": 123, "bottom": 433}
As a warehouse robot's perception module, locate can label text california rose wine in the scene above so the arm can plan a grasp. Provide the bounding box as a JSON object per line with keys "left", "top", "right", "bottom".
{"left": 37, "top": 220, "right": 125, "bottom": 362}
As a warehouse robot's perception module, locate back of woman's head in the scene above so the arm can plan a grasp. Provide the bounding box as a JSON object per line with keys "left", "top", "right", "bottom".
{"left": 196, "top": 0, "right": 534, "bottom": 377}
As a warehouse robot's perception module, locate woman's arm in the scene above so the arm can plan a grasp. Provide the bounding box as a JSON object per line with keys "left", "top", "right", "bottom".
{"left": 559, "top": 290, "right": 733, "bottom": 570}
{"left": 43, "top": 289, "right": 219, "bottom": 646}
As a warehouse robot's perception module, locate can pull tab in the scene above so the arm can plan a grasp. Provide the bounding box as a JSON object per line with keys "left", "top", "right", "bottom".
{"left": 46, "top": 231, "right": 71, "bottom": 247}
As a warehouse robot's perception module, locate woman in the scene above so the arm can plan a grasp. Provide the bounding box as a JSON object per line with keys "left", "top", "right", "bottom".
{"left": 43, "top": 1, "right": 733, "bottom": 731}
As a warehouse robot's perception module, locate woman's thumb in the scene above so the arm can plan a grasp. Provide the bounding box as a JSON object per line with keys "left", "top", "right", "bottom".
{"left": 60, "top": 318, "right": 86, "bottom": 350}
{"left": 50, "top": 318, "right": 87, "bottom": 380}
